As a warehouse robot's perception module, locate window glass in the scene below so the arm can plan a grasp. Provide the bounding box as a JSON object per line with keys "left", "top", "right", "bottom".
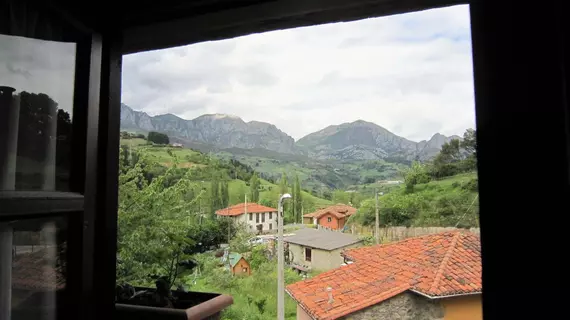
{"left": 1, "top": 217, "right": 67, "bottom": 320}
{"left": 0, "top": 34, "right": 76, "bottom": 191}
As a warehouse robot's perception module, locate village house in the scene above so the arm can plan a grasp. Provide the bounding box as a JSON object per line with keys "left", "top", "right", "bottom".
{"left": 228, "top": 253, "right": 251, "bottom": 276}
{"left": 286, "top": 231, "right": 482, "bottom": 320}
{"left": 215, "top": 203, "right": 278, "bottom": 233}
{"left": 285, "top": 228, "right": 362, "bottom": 273}
{"left": 303, "top": 204, "right": 357, "bottom": 231}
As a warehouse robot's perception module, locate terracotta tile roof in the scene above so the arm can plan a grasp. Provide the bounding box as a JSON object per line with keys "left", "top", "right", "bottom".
{"left": 215, "top": 202, "right": 277, "bottom": 216}
{"left": 303, "top": 204, "right": 357, "bottom": 219}
{"left": 286, "top": 231, "right": 481, "bottom": 320}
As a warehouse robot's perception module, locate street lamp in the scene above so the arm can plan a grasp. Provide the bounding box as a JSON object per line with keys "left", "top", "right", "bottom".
{"left": 277, "top": 193, "right": 292, "bottom": 320}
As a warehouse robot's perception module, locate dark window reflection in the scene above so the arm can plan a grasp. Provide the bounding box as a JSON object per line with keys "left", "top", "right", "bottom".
{"left": 3, "top": 217, "right": 67, "bottom": 320}
{"left": 0, "top": 34, "right": 75, "bottom": 191}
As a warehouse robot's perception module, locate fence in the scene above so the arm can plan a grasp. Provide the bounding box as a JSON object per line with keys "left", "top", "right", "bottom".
{"left": 349, "top": 225, "right": 480, "bottom": 243}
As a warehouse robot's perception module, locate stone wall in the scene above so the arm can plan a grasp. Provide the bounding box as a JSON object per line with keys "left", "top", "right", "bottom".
{"left": 342, "top": 292, "right": 444, "bottom": 320}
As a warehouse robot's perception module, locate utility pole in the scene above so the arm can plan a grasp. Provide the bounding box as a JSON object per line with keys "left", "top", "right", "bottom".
{"left": 375, "top": 190, "right": 379, "bottom": 245}
{"left": 277, "top": 194, "right": 292, "bottom": 320}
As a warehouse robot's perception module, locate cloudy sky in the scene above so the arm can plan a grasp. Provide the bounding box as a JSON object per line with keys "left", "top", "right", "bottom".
{"left": 1, "top": 34, "right": 76, "bottom": 113}
{"left": 122, "top": 4, "right": 474, "bottom": 142}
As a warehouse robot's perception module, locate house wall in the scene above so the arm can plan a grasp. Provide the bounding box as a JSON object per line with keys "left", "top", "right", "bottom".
{"left": 230, "top": 211, "right": 278, "bottom": 233}
{"left": 342, "top": 292, "right": 444, "bottom": 320}
{"left": 288, "top": 242, "right": 361, "bottom": 272}
{"left": 297, "top": 304, "right": 313, "bottom": 320}
{"left": 232, "top": 258, "right": 251, "bottom": 276}
{"left": 317, "top": 213, "right": 339, "bottom": 229}
{"left": 441, "top": 295, "right": 482, "bottom": 320}
{"left": 303, "top": 217, "right": 313, "bottom": 224}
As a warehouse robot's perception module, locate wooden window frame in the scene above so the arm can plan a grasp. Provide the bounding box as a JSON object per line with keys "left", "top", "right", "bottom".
{"left": 305, "top": 247, "right": 312, "bottom": 262}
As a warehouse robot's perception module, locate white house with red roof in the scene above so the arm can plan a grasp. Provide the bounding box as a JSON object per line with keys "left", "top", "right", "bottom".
{"left": 286, "top": 231, "right": 482, "bottom": 320}
{"left": 215, "top": 202, "right": 278, "bottom": 233}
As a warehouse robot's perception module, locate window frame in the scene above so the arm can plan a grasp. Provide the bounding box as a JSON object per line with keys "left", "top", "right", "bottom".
{"left": 305, "top": 247, "right": 312, "bottom": 262}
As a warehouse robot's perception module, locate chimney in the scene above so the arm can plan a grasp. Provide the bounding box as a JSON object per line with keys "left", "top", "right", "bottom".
{"left": 327, "top": 287, "right": 334, "bottom": 304}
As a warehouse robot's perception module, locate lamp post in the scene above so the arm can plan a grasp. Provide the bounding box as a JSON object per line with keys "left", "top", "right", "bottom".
{"left": 277, "top": 193, "right": 292, "bottom": 320}
{"left": 375, "top": 190, "right": 384, "bottom": 245}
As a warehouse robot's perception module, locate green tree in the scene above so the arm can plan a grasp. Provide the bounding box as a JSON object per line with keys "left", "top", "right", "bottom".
{"left": 279, "top": 172, "right": 288, "bottom": 196}
{"left": 211, "top": 179, "right": 221, "bottom": 214}
{"left": 293, "top": 174, "right": 303, "bottom": 223}
{"left": 332, "top": 190, "right": 350, "bottom": 204}
{"left": 461, "top": 128, "right": 477, "bottom": 155}
{"left": 221, "top": 180, "right": 229, "bottom": 208}
{"left": 147, "top": 131, "right": 170, "bottom": 144}
{"left": 403, "top": 161, "right": 431, "bottom": 193}
{"left": 249, "top": 173, "right": 260, "bottom": 202}
{"left": 117, "top": 166, "right": 201, "bottom": 287}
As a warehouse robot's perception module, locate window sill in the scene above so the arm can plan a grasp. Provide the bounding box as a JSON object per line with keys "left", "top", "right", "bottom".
{"left": 116, "top": 289, "right": 233, "bottom": 320}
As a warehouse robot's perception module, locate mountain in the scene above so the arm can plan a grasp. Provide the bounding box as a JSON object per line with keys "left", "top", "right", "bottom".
{"left": 295, "top": 120, "right": 460, "bottom": 161}
{"left": 120, "top": 104, "right": 460, "bottom": 161}
{"left": 120, "top": 104, "right": 297, "bottom": 154}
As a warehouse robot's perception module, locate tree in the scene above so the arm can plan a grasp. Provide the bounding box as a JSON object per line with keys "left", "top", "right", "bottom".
{"left": 210, "top": 179, "right": 221, "bottom": 214}
{"left": 461, "top": 128, "right": 476, "bottom": 155}
{"left": 147, "top": 131, "right": 170, "bottom": 144}
{"left": 293, "top": 174, "right": 303, "bottom": 223}
{"left": 332, "top": 190, "right": 350, "bottom": 204}
{"left": 439, "top": 139, "right": 461, "bottom": 162}
{"left": 220, "top": 181, "right": 229, "bottom": 208}
{"left": 249, "top": 173, "right": 260, "bottom": 202}
{"left": 116, "top": 166, "right": 202, "bottom": 287}
{"left": 279, "top": 172, "right": 288, "bottom": 195}
{"left": 403, "top": 161, "right": 431, "bottom": 193}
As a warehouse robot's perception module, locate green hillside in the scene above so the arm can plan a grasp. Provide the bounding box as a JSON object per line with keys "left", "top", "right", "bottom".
{"left": 216, "top": 151, "right": 405, "bottom": 193}
{"left": 349, "top": 172, "right": 479, "bottom": 228}
{"left": 119, "top": 138, "right": 332, "bottom": 216}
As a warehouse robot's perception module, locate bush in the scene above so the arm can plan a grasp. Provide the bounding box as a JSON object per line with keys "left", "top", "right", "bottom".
{"left": 461, "top": 178, "right": 478, "bottom": 192}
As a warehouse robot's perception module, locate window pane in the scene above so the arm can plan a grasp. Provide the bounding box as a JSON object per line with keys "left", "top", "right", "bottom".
{"left": 1, "top": 217, "right": 67, "bottom": 320}
{"left": 0, "top": 34, "right": 76, "bottom": 191}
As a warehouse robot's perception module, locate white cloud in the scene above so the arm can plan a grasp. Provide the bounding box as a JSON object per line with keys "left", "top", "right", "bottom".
{"left": 122, "top": 4, "right": 475, "bottom": 141}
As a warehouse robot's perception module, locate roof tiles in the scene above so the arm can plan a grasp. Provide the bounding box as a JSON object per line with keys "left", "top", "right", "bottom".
{"left": 303, "top": 204, "right": 357, "bottom": 219}
{"left": 215, "top": 202, "right": 277, "bottom": 216}
{"left": 286, "top": 231, "right": 481, "bottom": 319}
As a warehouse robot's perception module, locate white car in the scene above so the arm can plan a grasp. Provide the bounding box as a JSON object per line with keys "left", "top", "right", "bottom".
{"left": 247, "top": 236, "right": 266, "bottom": 245}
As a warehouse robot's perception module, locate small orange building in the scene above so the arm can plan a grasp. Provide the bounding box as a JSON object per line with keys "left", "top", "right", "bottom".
{"left": 302, "top": 204, "right": 357, "bottom": 230}
{"left": 228, "top": 253, "right": 251, "bottom": 276}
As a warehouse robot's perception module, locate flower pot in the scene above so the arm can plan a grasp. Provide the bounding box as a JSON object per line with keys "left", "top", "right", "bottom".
{"left": 116, "top": 287, "right": 233, "bottom": 320}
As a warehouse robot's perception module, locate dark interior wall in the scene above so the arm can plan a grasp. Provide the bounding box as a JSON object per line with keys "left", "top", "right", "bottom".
{"left": 470, "top": 1, "right": 568, "bottom": 319}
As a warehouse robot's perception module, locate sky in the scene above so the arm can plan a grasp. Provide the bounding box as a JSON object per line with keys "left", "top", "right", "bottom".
{"left": 0, "top": 5, "right": 474, "bottom": 142}
{"left": 1, "top": 34, "right": 76, "bottom": 113}
{"left": 127, "top": 5, "right": 472, "bottom": 142}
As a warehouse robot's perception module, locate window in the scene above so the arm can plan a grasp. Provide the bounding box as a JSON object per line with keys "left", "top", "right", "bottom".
{"left": 117, "top": 5, "right": 481, "bottom": 319}
{"left": 243, "top": 268, "right": 248, "bottom": 273}
{"left": 305, "top": 248, "right": 312, "bottom": 262}
{"left": 1, "top": 3, "right": 103, "bottom": 319}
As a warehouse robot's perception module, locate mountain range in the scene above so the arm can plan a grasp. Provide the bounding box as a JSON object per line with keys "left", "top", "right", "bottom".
{"left": 120, "top": 104, "right": 460, "bottom": 161}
